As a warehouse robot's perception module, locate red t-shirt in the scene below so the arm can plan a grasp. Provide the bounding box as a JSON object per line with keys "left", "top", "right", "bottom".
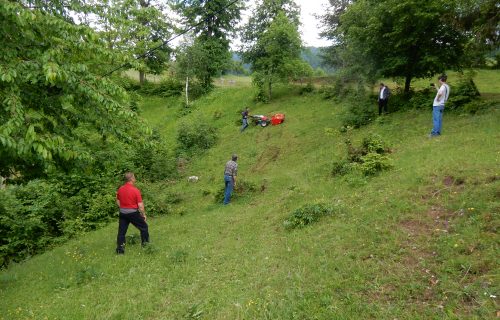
{"left": 116, "top": 182, "right": 143, "bottom": 209}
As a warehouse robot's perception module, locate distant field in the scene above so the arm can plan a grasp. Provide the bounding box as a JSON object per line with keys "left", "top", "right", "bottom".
{"left": 124, "top": 68, "right": 499, "bottom": 100}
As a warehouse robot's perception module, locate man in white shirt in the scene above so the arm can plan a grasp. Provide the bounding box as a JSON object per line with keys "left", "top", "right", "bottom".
{"left": 430, "top": 75, "right": 450, "bottom": 137}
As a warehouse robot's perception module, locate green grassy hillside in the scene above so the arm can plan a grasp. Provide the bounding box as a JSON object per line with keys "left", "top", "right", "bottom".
{"left": 1, "top": 74, "right": 499, "bottom": 319}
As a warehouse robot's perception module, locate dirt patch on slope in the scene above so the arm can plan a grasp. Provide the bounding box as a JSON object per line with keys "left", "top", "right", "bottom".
{"left": 251, "top": 146, "right": 281, "bottom": 172}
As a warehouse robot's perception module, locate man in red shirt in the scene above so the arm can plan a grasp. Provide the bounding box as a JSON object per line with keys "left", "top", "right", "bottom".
{"left": 116, "top": 172, "right": 149, "bottom": 254}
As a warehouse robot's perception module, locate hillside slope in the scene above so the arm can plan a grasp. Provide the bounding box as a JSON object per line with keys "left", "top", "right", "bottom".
{"left": 1, "top": 80, "right": 499, "bottom": 319}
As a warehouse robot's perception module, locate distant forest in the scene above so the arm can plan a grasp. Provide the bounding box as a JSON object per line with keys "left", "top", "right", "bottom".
{"left": 231, "top": 46, "right": 334, "bottom": 75}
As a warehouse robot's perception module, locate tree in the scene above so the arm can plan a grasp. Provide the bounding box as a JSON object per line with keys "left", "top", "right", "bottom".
{"left": 173, "top": 37, "right": 208, "bottom": 106}
{"left": 90, "top": 0, "right": 173, "bottom": 84}
{"left": 321, "top": 0, "right": 467, "bottom": 92}
{"left": 0, "top": 1, "right": 145, "bottom": 179}
{"left": 171, "top": 0, "right": 243, "bottom": 90}
{"left": 240, "top": 0, "right": 310, "bottom": 100}
{"left": 448, "top": 0, "right": 499, "bottom": 67}
{"left": 250, "top": 11, "right": 310, "bottom": 100}
{"left": 240, "top": 0, "right": 300, "bottom": 63}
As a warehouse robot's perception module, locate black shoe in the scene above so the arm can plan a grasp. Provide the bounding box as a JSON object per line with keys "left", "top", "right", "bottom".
{"left": 116, "top": 248, "right": 125, "bottom": 254}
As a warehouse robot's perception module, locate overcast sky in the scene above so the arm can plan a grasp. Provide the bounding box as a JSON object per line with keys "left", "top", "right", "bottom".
{"left": 238, "top": 0, "right": 331, "bottom": 48}
{"left": 296, "top": 0, "right": 331, "bottom": 47}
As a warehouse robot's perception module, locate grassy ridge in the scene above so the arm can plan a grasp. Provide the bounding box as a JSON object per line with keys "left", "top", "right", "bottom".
{"left": 1, "top": 74, "right": 499, "bottom": 319}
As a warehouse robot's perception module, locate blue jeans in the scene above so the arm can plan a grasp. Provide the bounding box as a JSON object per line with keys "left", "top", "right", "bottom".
{"left": 240, "top": 118, "right": 248, "bottom": 132}
{"left": 223, "top": 175, "right": 233, "bottom": 205}
{"left": 431, "top": 105, "right": 444, "bottom": 136}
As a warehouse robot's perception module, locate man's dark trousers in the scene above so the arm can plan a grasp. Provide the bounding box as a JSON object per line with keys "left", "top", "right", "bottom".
{"left": 116, "top": 211, "right": 149, "bottom": 253}
{"left": 378, "top": 99, "right": 388, "bottom": 115}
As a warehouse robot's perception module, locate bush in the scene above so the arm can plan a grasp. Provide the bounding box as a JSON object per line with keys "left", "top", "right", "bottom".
{"left": 447, "top": 77, "right": 481, "bottom": 110}
{"left": 389, "top": 88, "right": 434, "bottom": 110}
{"left": 319, "top": 76, "right": 356, "bottom": 100}
{"left": 283, "top": 203, "right": 335, "bottom": 229}
{"left": 361, "top": 134, "right": 391, "bottom": 154}
{"left": 140, "top": 182, "right": 183, "bottom": 216}
{"left": 137, "top": 78, "right": 183, "bottom": 97}
{"left": 132, "top": 134, "right": 178, "bottom": 182}
{"left": 299, "top": 83, "right": 315, "bottom": 95}
{"left": 331, "top": 160, "right": 352, "bottom": 177}
{"left": 341, "top": 86, "right": 377, "bottom": 129}
{"left": 0, "top": 180, "right": 66, "bottom": 266}
{"left": 85, "top": 192, "right": 116, "bottom": 229}
{"left": 461, "top": 100, "right": 497, "bottom": 114}
{"left": 214, "top": 179, "right": 258, "bottom": 204}
{"left": 358, "top": 153, "right": 393, "bottom": 176}
{"left": 334, "top": 134, "right": 393, "bottom": 177}
{"left": 176, "top": 118, "right": 218, "bottom": 155}
{"left": 112, "top": 75, "right": 141, "bottom": 91}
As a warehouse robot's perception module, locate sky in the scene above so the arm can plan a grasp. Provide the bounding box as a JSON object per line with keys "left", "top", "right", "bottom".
{"left": 296, "top": 0, "right": 331, "bottom": 47}
{"left": 238, "top": 0, "right": 332, "bottom": 48}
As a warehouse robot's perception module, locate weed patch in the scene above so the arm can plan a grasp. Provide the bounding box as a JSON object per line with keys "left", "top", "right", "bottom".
{"left": 283, "top": 202, "right": 335, "bottom": 229}
{"left": 170, "top": 249, "right": 188, "bottom": 263}
{"left": 75, "top": 266, "right": 101, "bottom": 285}
{"left": 142, "top": 243, "right": 158, "bottom": 255}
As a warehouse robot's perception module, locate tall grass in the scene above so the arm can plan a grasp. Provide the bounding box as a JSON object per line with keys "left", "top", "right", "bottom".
{"left": 1, "top": 74, "right": 498, "bottom": 319}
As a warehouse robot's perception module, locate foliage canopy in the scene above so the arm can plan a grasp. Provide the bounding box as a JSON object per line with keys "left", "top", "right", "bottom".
{"left": 0, "top": 1, "right": 145, "bottom": 178}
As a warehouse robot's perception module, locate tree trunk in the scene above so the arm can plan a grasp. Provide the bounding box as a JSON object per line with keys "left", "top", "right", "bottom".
{"left": 185, "top": 76, "right": 189, "bottom": 106}
{"left": 139, "top": 71, "right": 145, "bottom": 85}
{"left": 404, "top": 75, "right": 412, "bottom": 93}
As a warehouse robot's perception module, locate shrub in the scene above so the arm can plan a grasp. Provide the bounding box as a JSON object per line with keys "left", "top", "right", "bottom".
{"left": 140, "top": 182, "right": 183, "bottom": 216}
{"left": 447, "top": 77, "right": 481, "bottom": 110}
{"left": 334, "top": 134, "right": 393, "bottom": 177}
{"left": 283, "top": 203, "right": 335, "bottom": 229}
{"left": 184, "top": 81, "right": 209, "bottom": 102}
{"left": 341, "top": 87, "right": 377, "bottom": 129}
{"left": 331, "top": 160, "right": 352, "bottom": 177}
{"left": 137, "top": 78, "right": 183, "bottom": 97}
{"left": 299, "top": 82, "right": 315, "bottom": 95}
{"left": 406, "top": 89, "right": 434, "bottom": 109}
{"left": 85, "top": 192, "right": 116, "bottom": 229}
{"left": 112, "top": 75, "right": 141, "bottom": 91}
{"left": 0, "top": 180, "right": 66, "bottom": 266}
{"left": 176, "top": 118, "right": 218, "bottom": 155}
{"left": 361, "top": 134, "right": 391, "bottom": 154}
{"left": 358, "top": 153, "right": 393, "bottom": 176}
{"left": 319, "top": 76, "right": 356, "bottom": 100}
{"left": 461, "top": 100, "right": 497, "bottom": 114}
{"left": 214, "top": 179, "right": 258, "bottom": 204}
{"left": 148, "top": 148, "right": 178, "bottom": 181}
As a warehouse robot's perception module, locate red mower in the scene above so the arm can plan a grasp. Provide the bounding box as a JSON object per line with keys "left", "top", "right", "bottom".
{"left": 250, "top": 114, "right": 270, "bottom": 127}
{"left": 251, "top": 113, "right": 285, "bottom": 127}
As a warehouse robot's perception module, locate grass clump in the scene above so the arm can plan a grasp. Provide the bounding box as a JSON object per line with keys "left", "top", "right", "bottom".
{"left": 75, "top": 266, "right": 101, "bottom": 285}
{"left": 283, "top": 203, "right": 335, "bottom": 229}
